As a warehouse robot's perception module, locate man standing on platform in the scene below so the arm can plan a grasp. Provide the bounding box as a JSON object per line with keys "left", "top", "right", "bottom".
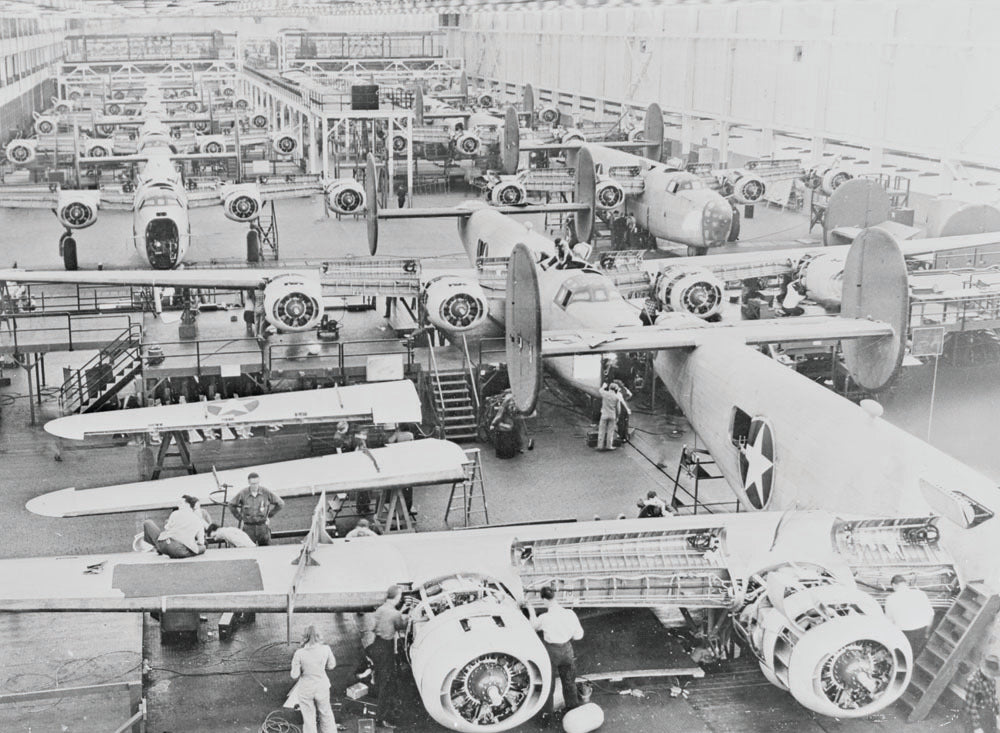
{"left": 526, "top": 585, "right": 584, "bottom": 722}
{"left": 228, "top": 472, "right": 284, "bottom": 546}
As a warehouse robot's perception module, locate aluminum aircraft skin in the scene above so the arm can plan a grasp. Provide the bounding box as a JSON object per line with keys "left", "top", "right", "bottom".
{"left": 4, "top": 171, "right": 1000, "bottom": 730}
{"left": 0, "top": 88, "right": 367, "bottom": 270}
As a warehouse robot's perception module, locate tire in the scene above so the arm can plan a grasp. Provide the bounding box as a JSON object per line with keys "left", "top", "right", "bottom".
{"left": 62, "top": 237, "right": 79, "bottom": 271}
{"left": 246, "top": 229, "right": 261, "bottom": 263}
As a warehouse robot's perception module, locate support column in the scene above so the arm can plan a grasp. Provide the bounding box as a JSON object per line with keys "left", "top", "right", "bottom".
{"left": 680, "top": 114, "right": 694, "bottom": 156}
{"left": 757, "top": 127, "right": 775, "bottom": 159}
{"left": 717, "top": 121, "right": 730, "bottom": 168}
{"left": 321, "top": 116, "right": 329, "bottom": 181}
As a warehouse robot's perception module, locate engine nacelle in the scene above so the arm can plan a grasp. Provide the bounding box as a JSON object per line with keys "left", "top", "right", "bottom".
{"left": 56, "top": 190, "right": 101, "bottom": 230}
{"left": 234, "top": 96, "right": 250, "bottom": 111}
{"left": 477, "top": 92, "right": 495, "bottom": 109}
{"left": 595, "top": 176, "right": 625, "bottom": 210}
{"left": 538, "top": 105, "right": 560, "bottom": 125}
{"left": 422, "top": 276, "right": 489, "bottom": 332}
{"left": 489, "top": 178, "right": 527, "bottom": 207}
{"left": 408, "top": 575, "right": 550, "bottom": 732}
{"left": 805, "top": 166, "right": 853, "bottom": 196}
{"left": 34, "top": 115, "right": 58, "bottom": 136}
{"left": 250, "top": 112, "right": 269, "bottom": 129}
{"left": 198, "top": 135, "right": 227, "bottom": 155}
{"left": 221, "top": 184, "right": 262, "bottom": 222}
{"left": 726, "top": 169, "right": 767, "bottom": 205}
{"left": 559, "top": 128, "right": 586, "bottom": 145}
{"left": 67, "top": 88, "right": 84, "bottom": 101}
{"left": 111, "top": 90, "right": 126, "bottom": 100}
{"left": 85, "top": 141, "right": 114, "bottom": 158}
{"left": 738, "top": 566, "right": 911, "bottom": 718}
{"left": 272, "top": 130, "right": 298, "bottom": 156}
{"left": 796, "top": 252, "right": 846, "bottom": 308}
{"left": 654, "top": 266, "right": 724, "bottom": 319}
{"left": 392, "top": 133, "right": 409, "bottom": 154}
{"left": 5, "top": 139, "right": 37, "bottom": 165}
{"left": 53, "top": 100, "right": 73, "bottom": 115}
{"left": 261, "top": 273, "right": 323, "bottom": 332}
{"left": 220, "top": 85, "right": 236, "bottom": 98}
{"left": 454, "top": 132, "right": 482, "bottom": 157}
{"left": 185, "top": 100, "right": 201, "bottom": 113}
{"left": 324, "top": 179, "right": 367, "bottom": 215}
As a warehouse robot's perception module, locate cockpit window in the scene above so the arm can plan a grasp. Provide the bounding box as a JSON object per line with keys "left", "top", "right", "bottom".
{"left": 667, "top": 176, "right": 705, "bottom": 194}
{"left": 554, "top": 276, "right": 613, "bottom": 308}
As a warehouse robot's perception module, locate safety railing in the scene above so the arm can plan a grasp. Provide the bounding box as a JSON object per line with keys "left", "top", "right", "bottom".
{"left": 460, "top": 334, "right": 481, "bottom": 415}
{"left": 267, "top": 337, "right": 415, "bottom": 377}
{"left": 0, "top": 312, "right": 137, "bottom": 354}
{"left": 909, "top": 291, "right": 1000, "bottom": 332}
{"left": 11, "top": 284, "right": 155, "bottom": 316}
{"left": 59, "top": 323, "right": 143, "bottom": 414}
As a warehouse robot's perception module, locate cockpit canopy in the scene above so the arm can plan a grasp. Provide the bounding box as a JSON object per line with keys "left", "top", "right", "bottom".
{"left": 554, "top": 273, "right": 622, "bottom": 309}
{"left": 664, "top": 172, "right": 705, "bottom": 194}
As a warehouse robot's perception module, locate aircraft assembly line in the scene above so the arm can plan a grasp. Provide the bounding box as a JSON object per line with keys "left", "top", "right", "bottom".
{"left": 2, "top": 5, "right": 1000, "bottom": 733}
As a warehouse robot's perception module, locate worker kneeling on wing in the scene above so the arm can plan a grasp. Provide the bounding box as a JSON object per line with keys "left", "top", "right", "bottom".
{"left": 141, "top": 495, "right": 207, "bottom": 558}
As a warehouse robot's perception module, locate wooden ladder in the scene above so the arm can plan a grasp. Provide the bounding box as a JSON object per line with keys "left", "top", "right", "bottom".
{"left": 902, "top": 581, "right": 1000, "bottom": 722}
{"left": 445, "top": 448, "right": 489, "bottom": 527}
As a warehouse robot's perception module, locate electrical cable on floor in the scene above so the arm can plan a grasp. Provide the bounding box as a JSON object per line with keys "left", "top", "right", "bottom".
{"left": 259, "top": 709, "right": 301, "bottom": 733}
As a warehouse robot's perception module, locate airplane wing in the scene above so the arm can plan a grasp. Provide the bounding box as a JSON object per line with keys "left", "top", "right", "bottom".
{"left": 378, "top": 203, "right": 589, "bottom": 220}
{"left": 257, "top": 176, "right": 325, "bottom": 202}
{"left": 27, "top": 438, "right": 469, "bottom": 517}
{"left": 0, "top": 185, "right": 60, "bottom": 209}
{"left": 539, "top": 316, "right": 893, "bottom": 356}
{"left": 77, "top": 152, "right": 239, "bottom": 165}
{"left": 45, "top": 381, "right": 422, "bottom": 439}
{"left": 0, "top": 268, "right": 313, "bottom": 290}
{"left": 0, "top": 510, "right": 952, "bottom": 613}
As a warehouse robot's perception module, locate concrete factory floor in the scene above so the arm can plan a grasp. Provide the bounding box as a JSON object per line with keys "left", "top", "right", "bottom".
{"left": 0, "top": 188, "right": 987, "bottom": 731}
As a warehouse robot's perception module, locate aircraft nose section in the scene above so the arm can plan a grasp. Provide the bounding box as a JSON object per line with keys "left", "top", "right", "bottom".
{"left": 701, "top": 198, "right": 733, "bottom": 247}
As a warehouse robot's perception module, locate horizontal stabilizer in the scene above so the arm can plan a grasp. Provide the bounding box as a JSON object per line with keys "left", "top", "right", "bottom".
{"left": 540, "top": 316, "right": 893, "bottom": 356}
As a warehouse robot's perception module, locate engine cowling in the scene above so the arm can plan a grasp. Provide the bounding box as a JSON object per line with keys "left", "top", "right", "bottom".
{"left": 111, "top": 90, "right": 126, "bottom": 100}
{"left": 324, "top": 179, "right": 367, "bottom": 215}
{"left": 185, "top": 100, "right": 200, "bottom": 113}
{"left": 726, "top": 169, "right": 767, "bottom": 205}
{"left": 805, "top": 166, "right": 853, "bottom": 196}
{"left": 250, "top": 113, "right": 269, "bottom": 129}
{"left": 85, "top": 141, "right": 114, "bottom": 158}
{"left": 56, "top": 191, "right": 101, "bottom": 230}
{"left": 105, "top": 102, "right": 122, "bottom": 116}
{"left": 392, "top": 133, "right": 408, "bottom": 154}
{"left": 454, "top": 132, "right": 482, "bottom": 157}
{"left": 407, "top": 575, "right": 550, "bottom": 732}
{"left": 559, "top": 128, "right": 586, "bottom": 145}
{"left": 34, "top": 116, "right": 58, "bottom": 136}
{"left": 477, "top": 92, "right": 495, "bottom": 109}
{"left": 67, "top": 88, "right": 83, "bottom": 101}
{"left": 538, "top": 105, "right": 560, "bottom": 125}
{"left": 489, "top": 178, "right": 527, "bottom": 207}
{"left": 796, "top": 252, "right": 845, "bottom": 308}
{"left": 595, "top": 176, "right": 625, "bottom": 210}
{"left": 654, "top": 266, "right": 724, "bottom": 319}
{"left": 272, "top": 130, "right": 298, "bottom": 156}
{"left": 423, "top": 276, "right": 489, "bottom": 332}
{"left": 234, "top": 96, "right": 250, "bottom": 111}
{"left": 54, "top": 101, "right": 72, "bottom": 115}
{"left": 737, "top": 566, "right": 911, "bottom": 718}
{"left": 5, "top": 139, "right": 37, "bottom": 165}
{"left": 220, "top": 85, "right": 236, "bottom": 98}
{"left": 221, "top": 184, "right": 262, "bottom": 222}
{"left": 261, "top": 273, "right": 323, "bottom": 332}
{"left": 199, "top": 135, "right": 226, "bottom": 155}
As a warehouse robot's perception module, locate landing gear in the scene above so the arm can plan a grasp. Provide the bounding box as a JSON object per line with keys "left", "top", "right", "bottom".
{"left": 59, "top": 231, "right": 78, "bottom": 271}
{"left": 246, "top": 228, "right": 261, "bottom": 264}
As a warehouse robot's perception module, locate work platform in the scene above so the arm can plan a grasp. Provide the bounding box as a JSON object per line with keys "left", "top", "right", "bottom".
{"left": 0, "top": 312, "right": 137, "bottom": 355}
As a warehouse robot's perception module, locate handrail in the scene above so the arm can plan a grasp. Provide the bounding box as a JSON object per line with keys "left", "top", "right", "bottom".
{"left": 59, "top": 323, "right": 143, "bottom": 414}
{"left": 0, "top": 312, "right": 136, "bottom": 354}
{"left": 426, "top": 344, "right": 448, "bottom": 436}
{"left": 461, "top": 334, "right": 481, "bottom": 414}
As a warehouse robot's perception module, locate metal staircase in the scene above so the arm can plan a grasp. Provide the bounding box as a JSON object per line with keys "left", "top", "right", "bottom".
{"left": 445, "top": 448, "right": 489, "bottom": 527}
{"left": 58, "top": 324, "right": 143, "bottom": 414}
{"left": 426, "top": 344, "right": 478, "bottom": 442}
{"left": 901, "top": 582, "right": 1000, "bottom": 722}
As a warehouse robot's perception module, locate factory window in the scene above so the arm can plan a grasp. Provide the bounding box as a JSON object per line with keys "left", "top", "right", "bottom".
{"left": 730, "top": 407, "right": 752, "bottom": 448}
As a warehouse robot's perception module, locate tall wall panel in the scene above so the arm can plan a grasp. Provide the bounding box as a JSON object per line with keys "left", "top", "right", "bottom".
{"left": 447, "top": 0, "right": 1000, "bottom": 166}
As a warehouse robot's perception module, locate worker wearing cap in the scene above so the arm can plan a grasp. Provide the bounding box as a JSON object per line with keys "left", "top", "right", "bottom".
{"left": 228, "top": 472, "right": 284, "bottom": 546}
{"left": 526, "top": 585, "right": 584, "bottom": 718}
{"left": 884, "top": 575, "right": 934, "bottom": 655}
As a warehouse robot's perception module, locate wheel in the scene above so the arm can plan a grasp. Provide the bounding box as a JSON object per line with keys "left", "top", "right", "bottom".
{"left": 62, "top": 236, "right": 78, "bottom": 271}
{"left": 246, "top": 229, "right": 261, "bottom": 263}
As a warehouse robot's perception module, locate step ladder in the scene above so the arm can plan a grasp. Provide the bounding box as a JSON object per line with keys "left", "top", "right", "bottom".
{"left": 445, "top": 448, "right": 489, "bottom": 527}
{"left": 429, "top": 369, "right": 478, "bottom": 442}
{"left": 59, "top": 324, "right": 143, "bottom": 414}
{"left": 901, "top": 581, "right": 1000, "bottom": 722}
